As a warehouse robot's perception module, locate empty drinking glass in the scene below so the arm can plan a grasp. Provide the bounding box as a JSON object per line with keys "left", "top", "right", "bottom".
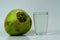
{"left": 33, "top": 12, "right": 48, "bottom": 35}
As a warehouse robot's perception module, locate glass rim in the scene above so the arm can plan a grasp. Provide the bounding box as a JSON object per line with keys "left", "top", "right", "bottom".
{"left": 33, "top": 12, "right": 48, "bottom": 15}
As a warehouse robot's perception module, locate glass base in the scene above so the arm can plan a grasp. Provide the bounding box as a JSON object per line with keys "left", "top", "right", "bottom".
{"left": 35, "top": 32, "right": 47, "bottom": 35}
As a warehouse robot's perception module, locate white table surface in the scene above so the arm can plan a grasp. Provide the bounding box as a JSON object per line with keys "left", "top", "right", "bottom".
{"left": 0, "top": 29, "right": 60, "bottom": 40}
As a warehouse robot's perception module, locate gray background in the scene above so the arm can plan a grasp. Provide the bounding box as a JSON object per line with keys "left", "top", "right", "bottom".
{"left": 0, "top": 0, "right": 60, "bottom": 40}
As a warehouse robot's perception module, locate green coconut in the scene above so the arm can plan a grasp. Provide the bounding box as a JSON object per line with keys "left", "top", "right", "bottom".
{"left": 4, "top": 9, "right": 32, "bottom": 36}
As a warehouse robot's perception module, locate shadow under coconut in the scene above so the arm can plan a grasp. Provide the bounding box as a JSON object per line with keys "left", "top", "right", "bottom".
{"left": 6, "top": 36, "right": 30, "bottom": 40}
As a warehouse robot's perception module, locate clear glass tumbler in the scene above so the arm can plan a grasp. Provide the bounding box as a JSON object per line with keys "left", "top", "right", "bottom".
{"left": 33, "top": 12, "right": 48, "bottom": 35}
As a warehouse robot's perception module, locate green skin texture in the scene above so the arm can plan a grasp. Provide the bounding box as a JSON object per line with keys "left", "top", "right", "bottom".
{"left": 4, "top": 9, "right": 32, "bottom": 35}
